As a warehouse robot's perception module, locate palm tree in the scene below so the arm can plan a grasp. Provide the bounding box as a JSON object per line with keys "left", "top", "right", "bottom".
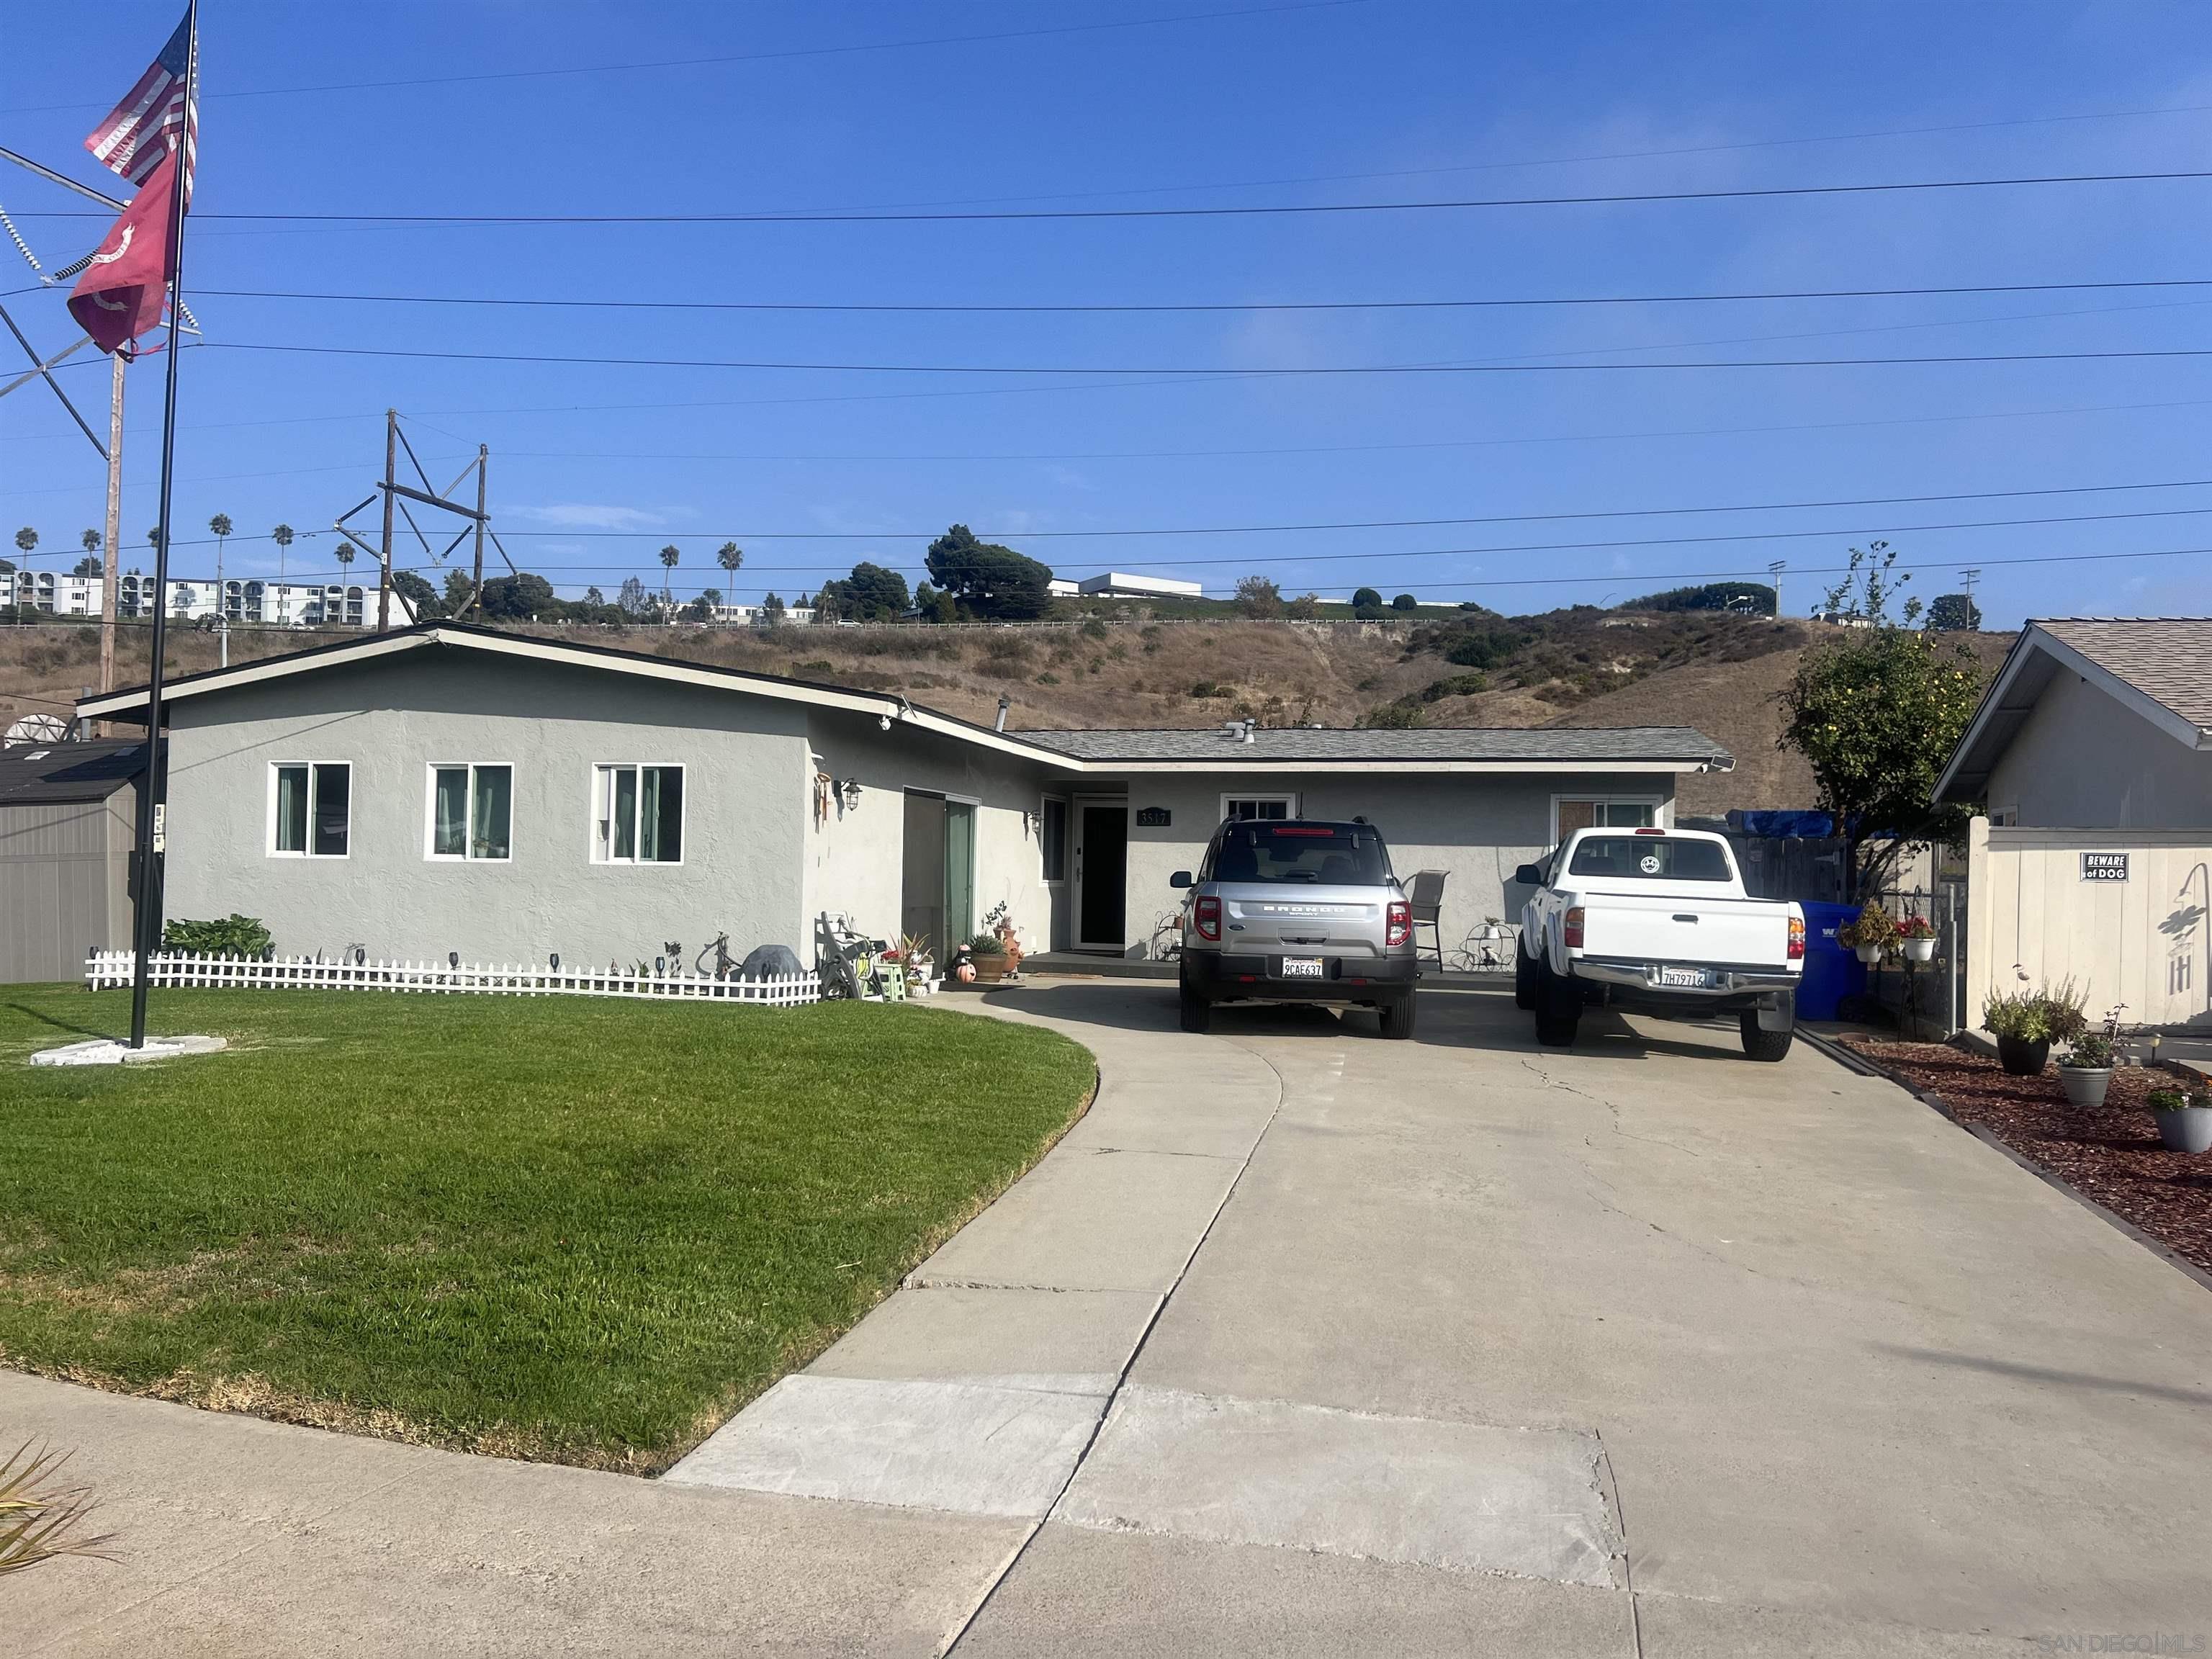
{"left": 271, "top": 523, "right": 294, "bottom": 585}
{"left": 659, "top": 544, "right": 680, "bottom": 614}
{"left": 334, "top": 541, "right": 356, "bottom": 576}
{"left": 718, "top": 541, "right": 743, "bottom": 578}
{"left": 146, "top": 526, "right": 163, "bottom": 553}
{"left": 14, "top": 526, "right": 35, "bottom": 572}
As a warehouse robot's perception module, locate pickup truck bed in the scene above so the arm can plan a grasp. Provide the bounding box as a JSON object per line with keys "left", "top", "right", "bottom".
{"left": 1515, "top": 827, "right": 1804, "bottom": 1060}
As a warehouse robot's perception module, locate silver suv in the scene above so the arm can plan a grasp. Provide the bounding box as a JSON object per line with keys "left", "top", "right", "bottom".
{"left": 1170, "top": 817, "right": 1419, "bottom": 1038}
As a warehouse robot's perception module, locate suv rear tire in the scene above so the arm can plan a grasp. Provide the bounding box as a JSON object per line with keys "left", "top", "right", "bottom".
{"left": 1179, "top": 977, "right": 1213, "bottom": 1034}
{"left": 1739, "top": 1012, "right": 1793, "bottom": 1062}
{"left": 1377, "top": 992, "right": 1416, "bottom": 1040}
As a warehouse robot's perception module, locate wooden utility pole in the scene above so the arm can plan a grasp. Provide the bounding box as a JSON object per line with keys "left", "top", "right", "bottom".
{"left": 377, "top": 407, "right": 396, "bottom": 631}
{"left": 99, "top": 352, "right": 123, "bottom": 701}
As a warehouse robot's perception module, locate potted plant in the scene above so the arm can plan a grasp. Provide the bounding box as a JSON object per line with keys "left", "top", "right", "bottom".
{"left": 2147, "top": 1086, "right": 2212, "bottom": 1154}
{"left": 967, "top": 930, "right": 1010, "bottom": 984}
{"left": 900, "top": 932, "right": 934, "bottom": 993}
{"left": 2057, "top": 1030, "right": 2116, "bottom": 1107}
{"left": 1837, "top": 901, "right": 1898, "bottom": 965}
{"left": 1981, "top": 981, "right": 2087, "bottom": 1077}
{"left": 1896, "top": 914, "right": 1937, "bottom": 963}
{"left": 984, "top": 902, "right": 1024, "bottom": 974}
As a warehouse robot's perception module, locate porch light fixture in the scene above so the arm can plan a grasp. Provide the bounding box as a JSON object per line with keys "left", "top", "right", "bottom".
{"left": 840, "top": 778, "right": 863, "bottom": 811}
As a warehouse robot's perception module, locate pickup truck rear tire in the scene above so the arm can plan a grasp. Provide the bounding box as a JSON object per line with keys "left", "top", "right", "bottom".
{"left": 1178, "top": 976, "right": 1213, "bottom": 1035}
{"left": 1534, "top": 962, "right": 1581, "bottom": 1047}
{"left": 1377, "top": 992, "right": 1416, "bottom": 1040}
{"left": 1738, "top": 1012, "right": 1793, "bottom": 1062}
{"left": 1514, "top": 940, "right": 1537, "bottom": 1010}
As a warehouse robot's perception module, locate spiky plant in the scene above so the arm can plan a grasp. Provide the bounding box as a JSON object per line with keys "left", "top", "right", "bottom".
{"left": 0, "top": 1442, "right": 115, "bottom": 1577}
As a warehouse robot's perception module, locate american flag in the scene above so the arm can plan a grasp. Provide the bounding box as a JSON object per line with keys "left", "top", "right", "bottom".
{"left": 83, "top": 11, "right": 197, "bottom": 198}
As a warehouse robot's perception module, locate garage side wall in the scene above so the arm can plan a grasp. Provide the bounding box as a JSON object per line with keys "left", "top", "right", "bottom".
{"left": 1966, "top": 816, "right": 2212, "bottom": 1032}
{"left": 1118, "top": 770, "right": 1677, "bottom": 960}
{"left": 1985, "top": 670, "right": 2212, "bottom": 830}
{"left": 161, "top": 654, "right": 811, "bottom": 966}
{"left": 0, "top": 790, "right": 132, "bottom": 984}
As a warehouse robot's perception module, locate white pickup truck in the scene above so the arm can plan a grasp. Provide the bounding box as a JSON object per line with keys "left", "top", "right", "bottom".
{"left": 1514, "top": 826, "right": 1805, "bottom": 1060}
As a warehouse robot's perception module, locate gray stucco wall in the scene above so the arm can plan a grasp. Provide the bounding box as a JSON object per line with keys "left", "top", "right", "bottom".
{"left": 1107, "top": 770, "right": 1676, "bottom": 958}
{"left": 161, "top": 650, "right": 811, "bottom": 966}
{"left": 0, "top": 788, "right": 133, "bottom": 983}
{"left": 803, "top": 709, "right": 1058, "bottom": 958}
{"left": 1986, "top": 670, "right": 2212, "bottom": 830}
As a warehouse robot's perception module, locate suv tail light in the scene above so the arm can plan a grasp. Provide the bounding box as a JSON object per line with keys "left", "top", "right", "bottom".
{"left": 1385, "top": 899, "right": 1411, "bottom": 947}
{"left": 1194, "top": 894, "right": 1223, "bottom": 943}
{"left": 1787, "top": 914, "right": 1806, "bottom": 961}
{"left": 1563, "top": 906, "right": 1585, "bottom": 949}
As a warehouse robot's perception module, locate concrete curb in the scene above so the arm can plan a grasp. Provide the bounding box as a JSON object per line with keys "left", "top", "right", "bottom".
{"left": 1797, "top": 1028, "right": 2212, "bottom": 1298}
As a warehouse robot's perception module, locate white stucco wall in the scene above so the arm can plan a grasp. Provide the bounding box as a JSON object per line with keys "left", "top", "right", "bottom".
{"left": 801, "top": 710, "right": 1058, "bottom": 957}
{"left": 1103, "top": 770, "right": 1676, "bottom": 959}
{"left": 161, "top": 652, "right": 812, "bottom": 966}
{"left": 1985, "top": 669, "right": 2212, "bottom": 830}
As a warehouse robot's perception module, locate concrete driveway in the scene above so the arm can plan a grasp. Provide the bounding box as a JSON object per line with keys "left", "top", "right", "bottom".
{"left": 12, "top": 980, "right": 2211, "bottom": 1655}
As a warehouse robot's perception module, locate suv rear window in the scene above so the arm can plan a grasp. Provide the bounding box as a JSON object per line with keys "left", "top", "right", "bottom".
{"left": 1567, "top": 835, "right": 1734, "bottom": 882}
{"left": 1211, "top": 824, "right": 1391, "bottom": 885}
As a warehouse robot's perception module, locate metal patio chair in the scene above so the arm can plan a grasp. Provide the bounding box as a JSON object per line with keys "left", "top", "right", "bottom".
{"left": 1406, "top": 869, "right": 1447, "bottom": 970}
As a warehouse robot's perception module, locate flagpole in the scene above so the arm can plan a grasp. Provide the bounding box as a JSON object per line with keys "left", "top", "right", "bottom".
{"left": 127, "top": 0, "right": 196, "bottom": 1050}
{"left": 100, "top": 351, "right": 124, "bottom": 714}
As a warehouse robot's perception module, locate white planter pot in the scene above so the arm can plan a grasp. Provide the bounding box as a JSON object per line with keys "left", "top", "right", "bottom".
{"left": 2154, "top": 1107, "right": 2212, "bottom": 1154}
{"left": 1854, "top": 943, "right": 1884, "bottom": 965}
{"left": 1900, "top": 937, "right": 1936, "bottom": 963}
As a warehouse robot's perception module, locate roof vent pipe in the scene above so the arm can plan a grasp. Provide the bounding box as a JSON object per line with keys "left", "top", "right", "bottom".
{"left": 1243, "top": 718, "right": 1256, "bottom": 745}
{"left": 994, "top": 695, "right": 1010, "bottom": 733}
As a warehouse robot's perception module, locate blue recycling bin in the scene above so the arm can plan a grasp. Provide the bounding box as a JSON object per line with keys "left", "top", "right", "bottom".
{"left": 1795, "top": 900, "right": 1866, "bottom": 1022}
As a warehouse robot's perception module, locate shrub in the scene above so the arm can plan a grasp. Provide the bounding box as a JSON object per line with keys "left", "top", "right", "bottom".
{"left": 1352, "top": 587, "right": 1382, "bottom": 608}
{"left": 1982, "top": 981, "right": 2087, "bottom": 1044}
{"left": 966, "top": 931, "right": 1007, "bottom": 957}
{"left": 2146, "top": 1087, "right": 2195, "bottom": 1112}
{"left": 1835, "top": 902, "right": 1898, "bottom": 953}
{"left": 1359, "top": 701, "right": 1426, "bottom": 729}
{"left": 1392, "top": 593, "right": 1417, "bottom": 611}
{"left": 1189, "top": 680, "right": 1231, "bottom": 698}
{"left": 1421, "top": 672, "right": 1488, "bottom": 702}
{"left": 1035, "top": 672, "right": 1060, "bottom": 685}
{"left": 162, "top": 914, "right": 272, "bottom": 957}
{"left": 2062, "top": 1032, "right": 2115, "bottom": 1069}
{"left": 1079, "top": 618, "right": 1109, "bottom": 639}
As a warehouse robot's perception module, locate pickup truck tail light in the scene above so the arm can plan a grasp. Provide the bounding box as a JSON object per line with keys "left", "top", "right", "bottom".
{"left": 1563, "top": 906, "right": 1585, "bottom": 949}
{"left": 1385, "top": 899, "right": 1411, "bottom": 946}
{"left": 1787, "top": 914, "right": 1806, "bottom": 961}
{"left": 1194, "top": 895, "right": 1223, "bottom": 943}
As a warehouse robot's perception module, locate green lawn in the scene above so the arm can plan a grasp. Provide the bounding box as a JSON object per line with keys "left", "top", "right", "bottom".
{"left": 0, "top": 987, "right": 1093, "bottom": 1473}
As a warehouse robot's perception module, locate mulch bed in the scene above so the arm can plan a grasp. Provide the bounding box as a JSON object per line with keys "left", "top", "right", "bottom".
{"left": 1839, "top": 1037, "right": 2212, "bottom": 1281}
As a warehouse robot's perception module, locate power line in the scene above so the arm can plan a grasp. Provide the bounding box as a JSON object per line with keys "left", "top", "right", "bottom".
{"left": 0, "top": 1, "right": 1361, "bottom": 113}
{"left": 196, "top": 338, "right": 2212, "bottom": 378}
{"left": 19, "top": 168, "right": 2212, "bottom": 226}
{"left": 177, "top": 276, "right": 2212, "bottom": 316}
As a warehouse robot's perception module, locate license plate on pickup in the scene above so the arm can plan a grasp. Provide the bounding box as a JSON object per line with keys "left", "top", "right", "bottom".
{"left": 1280, "top": 956, "right": 1325, "bottom": 979}
{"left": 1658, "top": 966, "right": 1717, "bottom": 989}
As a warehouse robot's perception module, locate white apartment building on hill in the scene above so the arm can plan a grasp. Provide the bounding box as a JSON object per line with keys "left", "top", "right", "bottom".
{"left": 2, "top": 572, "right": 413, "bottom": 628}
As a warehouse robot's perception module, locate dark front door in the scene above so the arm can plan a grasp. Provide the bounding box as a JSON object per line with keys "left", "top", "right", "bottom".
{"left": 1075, "top": 802, "right": 1128, "bottom": 951}
{"left": 902, "top": 791, "right": 945, "bottom": 954}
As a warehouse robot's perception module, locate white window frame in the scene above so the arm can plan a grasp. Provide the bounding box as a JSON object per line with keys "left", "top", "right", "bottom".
{"left": 423, "top": 762, "right": 515, "bottom": 862}
{"left": 1040, "top": 795, "right": 1070, "bottom": 886}
{"left": 590, "top": 761, "right": 688, "bottom": 867}
{"left": 1548, "top": 793, "right": 1666, "bottom": 845}
{"left": 1220, "top": 792, "right": 1298, "bottom": 824}
{"left": 268, "top": 761, "right": 351, "bottom": 859}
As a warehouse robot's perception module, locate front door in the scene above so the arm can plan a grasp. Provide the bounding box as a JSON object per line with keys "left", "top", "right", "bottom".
{"left": 902, "top": 791, "right": 976, "bottom": 958}
{"left": 1073, "top": 801, "right": 1129, "bottom": 953}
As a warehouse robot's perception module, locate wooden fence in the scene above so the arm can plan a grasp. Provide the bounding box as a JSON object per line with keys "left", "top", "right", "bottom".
{"left": 85, "top": 951, "right": 822, "bottom": 1007}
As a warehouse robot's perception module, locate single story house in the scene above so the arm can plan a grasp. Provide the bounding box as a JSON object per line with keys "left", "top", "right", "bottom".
{"left": 78, "top": 623, "right": 1733, "bottom": 971}
{"left": 0, "top": 737, "right": 150, "bottom": 983}
{"left": 1936, "top": 617, "right": 2212, "bottom": 1029}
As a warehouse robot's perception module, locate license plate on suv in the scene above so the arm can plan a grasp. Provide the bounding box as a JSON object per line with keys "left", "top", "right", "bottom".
{"left": 1658, "top": 966, "right": 1717, "bottom": 989}
{"left": 1280, "top": 956, "right": 1325, "bottom": 979}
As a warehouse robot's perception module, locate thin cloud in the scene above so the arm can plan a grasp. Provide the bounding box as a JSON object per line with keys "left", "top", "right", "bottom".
{"left": 511, "top": 503, "right": 673, "bottom": 531}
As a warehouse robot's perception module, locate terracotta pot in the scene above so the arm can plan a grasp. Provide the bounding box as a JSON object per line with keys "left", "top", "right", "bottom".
{"left": 2058, "top": 1066, "right": 2111, "bottom": 1108}
{"left": 971, "top": 956, "right": 1008, "bottom": 984}
{"left": 2154, "top": 1107, "right": 2212, "bottom": 1154}
{"left": 1995, "top": 1035, "right": 2049, "bottom": 1076}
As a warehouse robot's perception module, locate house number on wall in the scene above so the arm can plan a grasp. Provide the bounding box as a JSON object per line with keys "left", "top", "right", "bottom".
{"left": 1136, "top": 807, "right": 1172, "bottom": 827}
{"left": 2081, "top": 853, "right": 2128, "bottom": 881}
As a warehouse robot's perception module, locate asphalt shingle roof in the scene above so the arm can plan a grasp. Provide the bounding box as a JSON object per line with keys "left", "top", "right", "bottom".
{"left": 1022, "top": 725, "right": 1731, "bottom": 764}
{"left": 2035, "top": 618, "right": 2212, "bottom": 734}
{"left": 0, "top": 739, "right": 148, "bottom": 806}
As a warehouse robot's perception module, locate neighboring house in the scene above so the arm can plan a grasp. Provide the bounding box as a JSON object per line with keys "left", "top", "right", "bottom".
{"left": 1937, "top": 618, "right": 2212, "bottom": 1030}
{"left": 78, "top": 623, "right": 1733, "bottom": 971}
{"left": 0, "top": 737, "right": 148, "bottom": 984}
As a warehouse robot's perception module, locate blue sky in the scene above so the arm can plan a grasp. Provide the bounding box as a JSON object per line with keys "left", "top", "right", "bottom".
{"left": 5, "top": 0, "right": 2212, "bottom": 625}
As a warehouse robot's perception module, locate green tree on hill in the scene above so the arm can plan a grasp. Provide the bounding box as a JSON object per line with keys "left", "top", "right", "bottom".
{"left": 924, "top": 525, "right": 1052, "bottom": 620}
{"left": 1925, "top": 593, "right": 1982, "bottom": 632}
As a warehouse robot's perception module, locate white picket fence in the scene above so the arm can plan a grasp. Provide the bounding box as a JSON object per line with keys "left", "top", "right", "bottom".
{"left": 84, "top": 950, "right": 821, "bottom": 1007}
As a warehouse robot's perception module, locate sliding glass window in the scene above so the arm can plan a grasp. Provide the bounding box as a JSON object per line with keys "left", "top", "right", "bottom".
{"left": 271, "top": 763, "right": 349, "bottom": 858}
{"left": 428, "top": 764, "right": 513, "bottom": 860}
{"left": 594, "top": 764, "right": 684, "bottom": 864}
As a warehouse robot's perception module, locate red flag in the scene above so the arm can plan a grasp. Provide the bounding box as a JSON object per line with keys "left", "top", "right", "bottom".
{"left": 67, "top": 152, "right": 178, "bottom": 354}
